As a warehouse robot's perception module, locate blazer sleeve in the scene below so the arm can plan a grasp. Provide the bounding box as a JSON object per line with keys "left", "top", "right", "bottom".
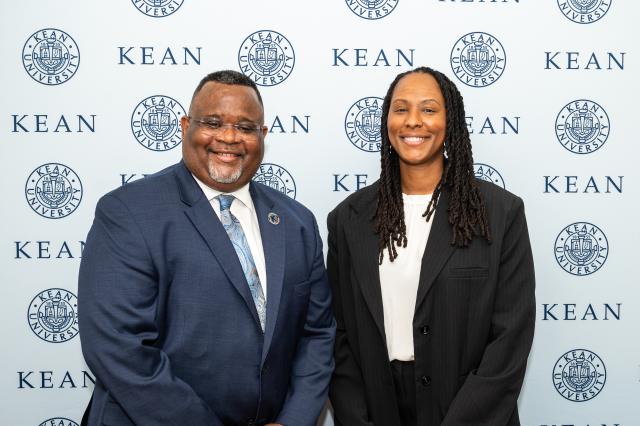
{"left": 326, "top": 210, "right": 375, "bottom": 426}
{"left": 442, "top": 196, "right": 536, "bottom": 426}
{"left": 276, "top": 215, "right": 336, "bottom": 426}
{"left": 78, "top": 194, "right": 223, "bottom": 426}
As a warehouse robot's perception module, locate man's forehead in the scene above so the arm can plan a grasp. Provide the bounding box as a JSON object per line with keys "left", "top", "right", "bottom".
{"left": 191, "top": 82, "right": 262, "bottom": 113}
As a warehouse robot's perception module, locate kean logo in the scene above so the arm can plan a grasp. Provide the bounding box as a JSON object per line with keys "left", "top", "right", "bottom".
{"left": 39, "top": 418, "right": 79, "bottom": 426}
{"left": 345, "top": 97, "right": 383, "bottom": 152}
{"left": 473, "top": 163, "right": 505, "bottom": 189}
{"left": 555, "top": 99, "right": 610, "bottom": 154}
{"left": 131, "top": 0, "right": 184, "bottom": 17}
{"left": 450, "top": 32, "right": 506, "bottom": 88}
{"left": 28, "top": 288, "right": 79, "bottom": 343}
{"left": 238, "top": 30, "right": 295, "bottom": 87}
{"left": 345, "top": 0, "right": 399, "bottom": 20}
{"left": 553, "top": 349, "right": 606, "bottom": 402}
{"left": 131, "top": 95, "right": 185, "bottom": 152}
{"left": 25, "top": 163, "right": 82, "bottom": 219}
{"left": 557, "top": 0, "right": 611, "bottom": 24}
{"left": 22, "top": 28, "right": 79, "bottom": 85}
{"left": 253, "top": 163, "right": 296, "bottom": 199}
{"left": 554, "top": 222, "right": 608, "bottom": 276}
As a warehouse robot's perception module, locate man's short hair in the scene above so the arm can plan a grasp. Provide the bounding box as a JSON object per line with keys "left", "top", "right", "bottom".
{"left": 191, "top": 70, "right": 263, "bottom": 107}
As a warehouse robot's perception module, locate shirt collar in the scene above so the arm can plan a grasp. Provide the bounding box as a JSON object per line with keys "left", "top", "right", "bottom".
{"left": 191, "top": 173, "right": 254, "bottom": 212}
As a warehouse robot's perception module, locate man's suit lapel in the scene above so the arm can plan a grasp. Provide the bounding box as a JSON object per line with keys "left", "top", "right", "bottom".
{"left": 415, "top": 187, "right": 456, "bottom": 312}
{"left": 250, "top": 182, "right": 285, "bottom": 362}
{"left": 344, "top": 185, "right": 387, "bottom": 345}
{"left": 175, "top": 162, "right": 261, "bottom": 328}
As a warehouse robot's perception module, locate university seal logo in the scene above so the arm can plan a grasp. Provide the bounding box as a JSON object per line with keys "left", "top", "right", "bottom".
{"left": 22, "top": 29, "right": 79, "bottom": 85}
{"left": 558, "top": 0, "right": 611, "bottom": 24}
{"left": 554, "top": 222, "right": 608, "bottom": 276}
{"left": 25, "top": 163, "right": 82, "bottom": 219}
{"left": 28, "top": 289, "right": 79, "bottom": 343}
{"left": 345, "top": 97, "right": 383, "bottom": 152}
{"left": 555, "top": 99, "right": 610, "bottom": 154}
{"left": 131, "top": 95, "right": 185, "bottom": 151}
{"left": 345, "top": 0, "right": 399, "bottom": 20}
{"left": 238, "top": 30, "right": 295, "bottom": 87}
{"left": 473, "top": 163, "right": 505, "bottom": 189}
{"left": 253, "top": 163, "right": 296, "bottom": 199}
{"left": 131, "top": 0, "right": 184, "bottom": 17}
{"left": 553, "top": 349, "right": 606, "bottom": 401}
{"left": 450, "top": 32, "right": 506, "bottom": 88}
{"left": 39, "top": 418, "right": 79, "bottom": 426}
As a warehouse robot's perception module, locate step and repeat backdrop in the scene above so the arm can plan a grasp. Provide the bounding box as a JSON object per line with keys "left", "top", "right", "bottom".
{"left": 1, "top": 1, "right": 637, "bottom": 425}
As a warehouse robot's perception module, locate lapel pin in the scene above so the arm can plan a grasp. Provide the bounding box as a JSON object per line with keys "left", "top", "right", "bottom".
{"left": 267, "top": 212, "right": 280, "bottom": 225}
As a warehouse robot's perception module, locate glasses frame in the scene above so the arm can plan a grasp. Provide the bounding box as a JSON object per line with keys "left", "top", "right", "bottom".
{"left": 187, "top": 116, "right": 266, "bottom": 138}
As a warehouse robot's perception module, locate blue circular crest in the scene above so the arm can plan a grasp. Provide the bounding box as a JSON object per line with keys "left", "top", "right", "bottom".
{"left": 345, "top": 97, "right": 383, "bottom": 152}
{"left": 473, "top": 163, "right": 505, "bottom": 189}
{"left": 238, "top": 30, "right": 295, "bottom": 87}
{"left": 25, "top": 163, "right": 83, "bottom": 219}
{"left": 553, "top": 349, "right": 606, "bottom": 402}
{"left": 450, "top": 32, "right": 506, "bottom": 88}
{"left": 22, "top": 28, "right": 80, "bottom": 86}
{"left": 555, "top": 99, "right": 610, "bottom": 154}
{"left": 131, "top": 0, "right": 184, "bottom": 17}
{"left": 554, "top": 222, "right": 608, "bottom": 276}
{"left": 558, "top": 0, "right": 611, "bottom": 24}
{"left": 345, "top": 0, "right": 399, "bottom": 20}
{"left": 253, "top": 163, "right": 296, "bottom": 199}
{"left": 131, "top": 95, "right": 185, "bottom": 152}
{"left": 28, "top": 288, "right": 79, "bottom": 343}
{"left": 39, "top": 418, "right": 79, "bottom": 426}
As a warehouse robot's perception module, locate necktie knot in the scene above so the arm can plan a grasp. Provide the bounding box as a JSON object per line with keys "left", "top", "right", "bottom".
{"left": 217, "top": 194, "right": 234, "bottom": 212}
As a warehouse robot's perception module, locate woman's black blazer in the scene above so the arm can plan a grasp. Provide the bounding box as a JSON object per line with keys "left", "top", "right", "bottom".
{"left": 327, "top": 180, "right": 535, "bottom": 426}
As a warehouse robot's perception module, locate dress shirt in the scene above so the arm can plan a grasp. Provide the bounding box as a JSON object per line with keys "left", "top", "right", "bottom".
{"left": 379, "top": 193, "right": 433, "bottom": 361}
{"left": 192, "top": 174, "right": 267, "bottom": 294}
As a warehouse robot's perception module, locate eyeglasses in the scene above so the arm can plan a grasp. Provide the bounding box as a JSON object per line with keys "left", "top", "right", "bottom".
{"left": 187, "top": 116, "right": 265, "bottom": 138}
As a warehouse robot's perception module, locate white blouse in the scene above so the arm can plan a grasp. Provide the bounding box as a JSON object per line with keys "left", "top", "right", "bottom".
{"left": 379, "top": 193, "right": 433, "bottom": 361}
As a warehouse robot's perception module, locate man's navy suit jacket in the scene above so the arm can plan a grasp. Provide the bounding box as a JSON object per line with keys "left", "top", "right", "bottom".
{"left": 78, "top": 161, "right": 335, "bottom": 426}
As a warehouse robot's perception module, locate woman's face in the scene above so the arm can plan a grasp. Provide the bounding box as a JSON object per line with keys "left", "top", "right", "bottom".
{"left": 387, "top": 72, "right": 447, "bottom": 170}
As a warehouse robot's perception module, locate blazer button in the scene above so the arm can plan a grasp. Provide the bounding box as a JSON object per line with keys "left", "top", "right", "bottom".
{"left": 419, "top": 375, "right": 431, "bottom": 386}
{"left": 247, "top": 419, "right": 255, "bottom": 426}
{"left": 420, "top": 325, "right": 430, "bottom": 335}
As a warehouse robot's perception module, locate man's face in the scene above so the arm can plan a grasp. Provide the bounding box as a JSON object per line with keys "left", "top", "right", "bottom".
{"left": 181, "top": 82, "right": 267, "bottom": 192}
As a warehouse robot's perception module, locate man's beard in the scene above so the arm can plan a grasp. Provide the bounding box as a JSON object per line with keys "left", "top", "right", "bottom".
{"left": 208, "top": 160, "right": 243, "bottom": 184}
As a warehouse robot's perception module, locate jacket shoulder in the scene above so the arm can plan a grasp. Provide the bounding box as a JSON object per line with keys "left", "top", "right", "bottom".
{"left": 475, "top": 178, "right": 522, "bottom": 207}
{"left": 329, "top": 180, "right": 379, "bottom": 219}
{"left": 99, "top": 163, "right": 181, "bottom": 209}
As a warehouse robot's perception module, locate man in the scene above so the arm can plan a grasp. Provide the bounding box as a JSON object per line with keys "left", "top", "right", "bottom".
{"left": 78, "top": 70, "right": 335, "bottom": 426}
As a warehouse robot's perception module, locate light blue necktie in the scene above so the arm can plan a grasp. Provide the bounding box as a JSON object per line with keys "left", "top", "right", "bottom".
{"left": 217, "top": 194, "right": 266, "bottom": 331}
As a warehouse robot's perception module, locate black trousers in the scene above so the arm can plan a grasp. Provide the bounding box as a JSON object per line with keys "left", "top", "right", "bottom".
{"left": 390, "top": 360, "right": 417, "bottom": 426}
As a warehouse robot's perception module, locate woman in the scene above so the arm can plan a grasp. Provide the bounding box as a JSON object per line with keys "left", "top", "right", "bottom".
{"left": 327, "top": 67, "right": 535, "bottom": 425}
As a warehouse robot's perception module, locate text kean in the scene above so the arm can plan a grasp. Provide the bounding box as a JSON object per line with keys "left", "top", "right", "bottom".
{"left": 333, "top": 49, "right": 414, "bottom": 67}
{"left": 118, "top": 46, "right": 201, "bottom": 65}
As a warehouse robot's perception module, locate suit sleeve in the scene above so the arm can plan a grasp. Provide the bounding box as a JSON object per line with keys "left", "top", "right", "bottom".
{"left": 326, "top": 211, "right": 374, "bottom": 426}
{"left": 78, "top": 194, "right": 223, "bottom": 426}
{"left": 276, "top": 215, "right": 336, "bottom": 426}
{"left": 442, "top": 197, "right": 536, "bottom": 426}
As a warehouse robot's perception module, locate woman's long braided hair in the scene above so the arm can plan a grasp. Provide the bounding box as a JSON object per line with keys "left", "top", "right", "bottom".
{"left": 374, "top": 67, "right": 491, "bottom": 264}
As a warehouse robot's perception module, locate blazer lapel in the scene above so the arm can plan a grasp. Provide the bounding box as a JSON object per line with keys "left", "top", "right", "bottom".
{"left": 344, "top": 184, "right": 387, "bottom": 345}
{"left": 250, "top": 183, "right": 285, "bottom": 362}
{"left": 175, "top": 162, "right": 261, "bottom": 328}
{"left": 415, "top": 187, "right": 456, "bottom": 312}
